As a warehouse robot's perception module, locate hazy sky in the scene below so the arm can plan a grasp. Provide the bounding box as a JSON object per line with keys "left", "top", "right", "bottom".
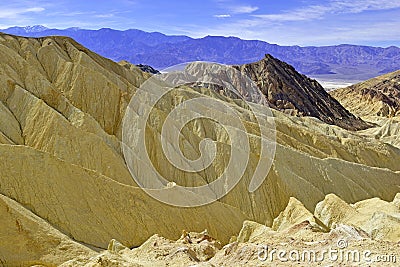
{"left": 1, "top": 0, "right": 400, "bottom": 47}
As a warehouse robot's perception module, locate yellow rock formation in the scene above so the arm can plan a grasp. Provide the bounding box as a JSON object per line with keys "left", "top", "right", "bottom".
{"left": 0, "top": 193, "right": 96, "bottom": 266}
{"left": 0, "top": 33, "right": 399, "bottom": 265}
{"left": 54, "top": 194, "right": 400, "bottom": 266}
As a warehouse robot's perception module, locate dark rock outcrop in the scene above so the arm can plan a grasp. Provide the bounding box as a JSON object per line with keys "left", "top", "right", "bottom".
{"left": 234, "top": 54, "right": 371, "bottom": 130}
{"left": 118, "top": 60, "right": 160, "bottom": 74}
{"left": 135, "top": 64, "right": 160, "bottom": 74}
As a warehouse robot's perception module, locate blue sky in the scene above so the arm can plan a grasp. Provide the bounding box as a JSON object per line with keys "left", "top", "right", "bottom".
{"left": 1, "top": 0, "right": 400, "bottom": 47}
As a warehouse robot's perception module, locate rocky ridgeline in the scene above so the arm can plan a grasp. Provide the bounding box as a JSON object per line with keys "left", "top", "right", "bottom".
{"left": 235, "top": 54, "right": 371, "bottom": 130}
{"left": 6, "top": 193, "right": 395, "bottom": 266}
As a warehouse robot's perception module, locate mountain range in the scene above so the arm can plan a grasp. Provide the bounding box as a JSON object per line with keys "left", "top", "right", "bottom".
{"left": 2, "top": 26, "right": 400, "bottom": 81}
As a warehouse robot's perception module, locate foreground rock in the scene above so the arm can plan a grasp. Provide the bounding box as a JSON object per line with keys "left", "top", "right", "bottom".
{"left": 211, "top": 194, "right": 400, "bottom": 266}
{"left": 0, "top": 145, "right": 246, "bottom": 249}
{"left": 0, "top": 194, "right": 96, "bottom": 266}
{"left": 316, "top": 194, "right": 400, "bottom": 242}
{"left": 57, "top": 194, "right": 400, "bottom": 266}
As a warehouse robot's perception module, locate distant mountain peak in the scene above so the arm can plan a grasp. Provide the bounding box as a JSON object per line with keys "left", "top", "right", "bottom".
{"left": 23, "top": 25, "right": 49, "bottom": 33}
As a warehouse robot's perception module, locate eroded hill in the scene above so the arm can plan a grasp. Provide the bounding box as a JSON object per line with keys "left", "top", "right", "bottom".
{"left": 331, "top": 70, "right": 400, "bottom": 118}
{"left": 0, "top": 33, "right": 399, "bottom": 266}
{"left": 235, "top": 54, "right": 370, "bottom": 130}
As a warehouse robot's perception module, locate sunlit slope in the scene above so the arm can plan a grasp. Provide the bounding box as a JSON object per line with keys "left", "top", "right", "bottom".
{"left": 0, "top": 33, "right": 398, "bottom": 262}
{"left": 331, "top": 70, "right": 400, "bottom": 118}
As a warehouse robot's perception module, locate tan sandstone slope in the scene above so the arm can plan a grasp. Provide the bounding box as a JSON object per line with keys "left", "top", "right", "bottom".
{"left": 331, "top": 70, "right": 400, "bottom": 150}
{"left": 57, "top": 194, "right": 400, "bottom": 266}
{"left": 331, "top": 70, "right": 400, "bottom": 118}
{"left": 0, "top": 33, "right": 399, "bottom": 266}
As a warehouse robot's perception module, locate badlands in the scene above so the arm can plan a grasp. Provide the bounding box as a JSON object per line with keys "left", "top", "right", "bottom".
{"left": 0, "top": 33, "right": 399, "bottom": 266}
